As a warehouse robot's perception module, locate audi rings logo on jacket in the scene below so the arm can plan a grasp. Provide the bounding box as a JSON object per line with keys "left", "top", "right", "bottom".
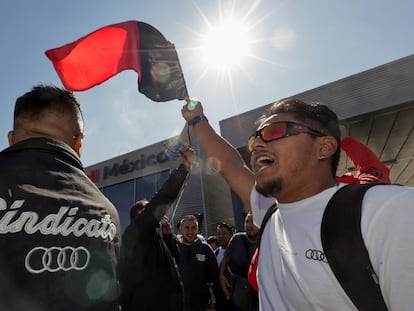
{"left": 25, "top": 246, "right": 90, "bottom": 274}
{"left": 305, "top": 249, "right": 328, "bottom": 263}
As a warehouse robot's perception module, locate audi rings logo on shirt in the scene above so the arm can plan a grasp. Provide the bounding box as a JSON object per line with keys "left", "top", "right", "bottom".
{"left": 305, "top": 249, "right": 328, "bottom": 263}
{"left": 25, "top": 246, "right": 90, "bottom": 274}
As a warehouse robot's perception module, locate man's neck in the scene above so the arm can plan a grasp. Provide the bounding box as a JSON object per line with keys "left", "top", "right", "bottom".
{"left": 182, "top": 238, "right": 198, "bottom": 246}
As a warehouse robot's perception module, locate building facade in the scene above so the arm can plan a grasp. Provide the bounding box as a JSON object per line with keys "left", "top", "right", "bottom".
{"left": 86, "top": 53, "right": 414, "bottom": 235}
{"left": 85, "top": 135, "right": 235, "bottom": 235}
{"left": 219, "top": 54, "right": 414, "bottom": 187}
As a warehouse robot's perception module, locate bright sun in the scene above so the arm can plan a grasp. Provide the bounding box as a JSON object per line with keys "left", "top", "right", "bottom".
{"left": 189, "top": 0, "right": 277, "bottom": 86}
{"left": 200, "top": 19, "right": 252, "bottom": 73}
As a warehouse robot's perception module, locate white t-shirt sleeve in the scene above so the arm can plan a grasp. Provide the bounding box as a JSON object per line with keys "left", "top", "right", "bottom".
{"left": 361, "top": 185, "right": 414, "bottom": 310}
{"left": 250, "top": 185, "right": 277, "bottom": 227}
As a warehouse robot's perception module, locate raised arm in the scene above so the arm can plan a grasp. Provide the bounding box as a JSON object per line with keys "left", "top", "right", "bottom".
{"left": 149, "top": 148, "right": 195, "bottom": 221}
{"left": 181, "top": 101, "right": 255, "bottom": 210}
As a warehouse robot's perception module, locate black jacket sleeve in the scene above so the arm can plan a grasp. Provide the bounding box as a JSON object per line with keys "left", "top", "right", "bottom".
{"left": 136, "top": 164, "right": 189, "bottom": 228}
{"left": 162, "top": 233, "right": 181, "bottom": 264}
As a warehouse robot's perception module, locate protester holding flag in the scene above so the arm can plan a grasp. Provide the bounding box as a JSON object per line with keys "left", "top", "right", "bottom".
{"left": 180, "top": 99, "right": 413, "bottom": 311}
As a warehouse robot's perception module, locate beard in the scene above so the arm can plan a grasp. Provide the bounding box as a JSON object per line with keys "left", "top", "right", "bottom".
{"left": 255, "top": 176, "right": 283, "bottom": 198}
{"left": 182, "top": 235, "right": 196, "bottom": 245}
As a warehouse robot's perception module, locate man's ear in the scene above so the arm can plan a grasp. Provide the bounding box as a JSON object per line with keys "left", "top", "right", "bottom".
{"left": 7, "top": 131, "right": 14, "bottom": 146}
{"left": 73, "top": 133, "right": 84, "bottom": 158}
{"left": 318, "top": 136, "right": 338, "bottom": 159}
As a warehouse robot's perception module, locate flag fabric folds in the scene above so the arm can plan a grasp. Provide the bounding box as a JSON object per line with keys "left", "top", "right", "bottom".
{"left": 45, "top": 21, "right": 188, "bottom": 102}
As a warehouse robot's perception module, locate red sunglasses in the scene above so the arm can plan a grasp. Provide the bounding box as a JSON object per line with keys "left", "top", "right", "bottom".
{"left": 248, "top": 121, "right": 326, "bottom": 151}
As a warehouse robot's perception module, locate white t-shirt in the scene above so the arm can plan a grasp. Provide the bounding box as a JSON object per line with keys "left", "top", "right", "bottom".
{"left": 250, "top": 183, "right": 414, "bottom": 311}
{"left": 215, "top": 246, "right": 226, "bottom": 265}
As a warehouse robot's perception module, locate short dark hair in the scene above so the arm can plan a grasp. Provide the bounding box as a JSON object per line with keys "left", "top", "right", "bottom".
{"left": 207, "top": 235, "right": 218, "bottom": 245}
{"left": 256, "top": 98, "right": 341, "bottom": 176}
{"left": 14, "top": 84, "right": 83, "bottom": 134}
{"left": 216, "top": 222, "right": 234, "bottom": 234}
{"left": 180, "top": 214, "right": 198, "bottom": 225}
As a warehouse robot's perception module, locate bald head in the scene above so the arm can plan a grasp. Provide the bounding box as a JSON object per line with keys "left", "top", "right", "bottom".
{"left": 8, "top": 85, "right": 84, "bottom": 157}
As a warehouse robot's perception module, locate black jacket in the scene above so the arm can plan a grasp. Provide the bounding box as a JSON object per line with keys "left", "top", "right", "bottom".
{"left": 118, "top": 164, "right": 189, "bottom": 311}
{"left": 178, "top": 239, "right": 219, "bottom": 310}
{"left": 0, "top": 137, "right": 121, "bottom": 311}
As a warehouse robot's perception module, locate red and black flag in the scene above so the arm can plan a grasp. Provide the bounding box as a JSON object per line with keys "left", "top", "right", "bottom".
{"left": 45, "top": 20, "right": 188, "bottom": 102}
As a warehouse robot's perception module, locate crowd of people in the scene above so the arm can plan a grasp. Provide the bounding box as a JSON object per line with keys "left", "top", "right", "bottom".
{"left": 1, "top": 84, "right": 413, "bottom": 311}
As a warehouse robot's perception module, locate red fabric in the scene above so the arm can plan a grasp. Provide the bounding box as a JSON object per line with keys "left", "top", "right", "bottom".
{"left": 45, "top": 21, "right": 140, "bottom": 91}
{"left": 248, "top": 248, "right": 259, "bottom": 291}
{"left": 338, "top": 137, "right": 391, "bottom": 184}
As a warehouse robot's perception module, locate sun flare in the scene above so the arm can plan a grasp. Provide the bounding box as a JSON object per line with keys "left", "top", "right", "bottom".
{"left": 188, "top": 0, "right": 276, "bottom": 88}
{"left": 200, "top": 19, "right": 252, "bottom": 73}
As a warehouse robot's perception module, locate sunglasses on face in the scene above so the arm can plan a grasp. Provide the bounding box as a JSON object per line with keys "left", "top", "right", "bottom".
{"left": 248, "top": 121, "right": 326, "bottom": 152}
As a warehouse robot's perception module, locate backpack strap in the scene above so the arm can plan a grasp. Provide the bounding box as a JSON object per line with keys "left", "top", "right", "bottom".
{"left": 321, "top": 183, "right": 388, "bottom": 311}
{"left": 258, "top": 203, "right": 278, "bottom": 243}
{"left": 248, "top": 203, "right": 278, "bottom": 291}
{"left": 255, "top": 203, "right": 278, "bottom": 258}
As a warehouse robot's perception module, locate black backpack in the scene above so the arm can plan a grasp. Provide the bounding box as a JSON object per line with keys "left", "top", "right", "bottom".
{"left": 258, "top": 183, "right": 388, "bottom": 311}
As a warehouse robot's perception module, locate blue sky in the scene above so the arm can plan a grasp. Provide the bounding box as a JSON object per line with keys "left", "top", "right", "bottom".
{"left": 1, "top": 0, "right": 413, "bottom": 167}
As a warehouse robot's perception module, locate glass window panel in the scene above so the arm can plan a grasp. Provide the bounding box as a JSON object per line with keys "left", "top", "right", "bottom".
{"left": 103, "top": 180, "right": 135, "bottom": 232}
{"left": 156, "top": 170, "right": 170, "bottom": 191}
{"left": 135, "top": 174, "right": 156, "bottom": 202}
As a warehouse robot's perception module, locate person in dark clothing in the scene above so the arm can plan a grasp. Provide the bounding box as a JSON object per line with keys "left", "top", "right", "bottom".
{"left": 118, "top": 148, "right": 195, "bottom": 311}
{"left": 0, "top": 85, "right": 121, "bottom": 311}
{"left": 215, "top": 222, "right": 234, "bottom": 266}
{"left": 213, "top": 222, "right": 234, "bottom": 311}
{"left": 178, "top": 215, "right": 220, "bottom": 311}
{"left": 160, "top": 214, "right": 181, "bottom": 264}
{"left": 220, "top": 213, "right": 259, "bottom": 311}
{"left": 207, "top": 235, "right": 219, "bottom": 251}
